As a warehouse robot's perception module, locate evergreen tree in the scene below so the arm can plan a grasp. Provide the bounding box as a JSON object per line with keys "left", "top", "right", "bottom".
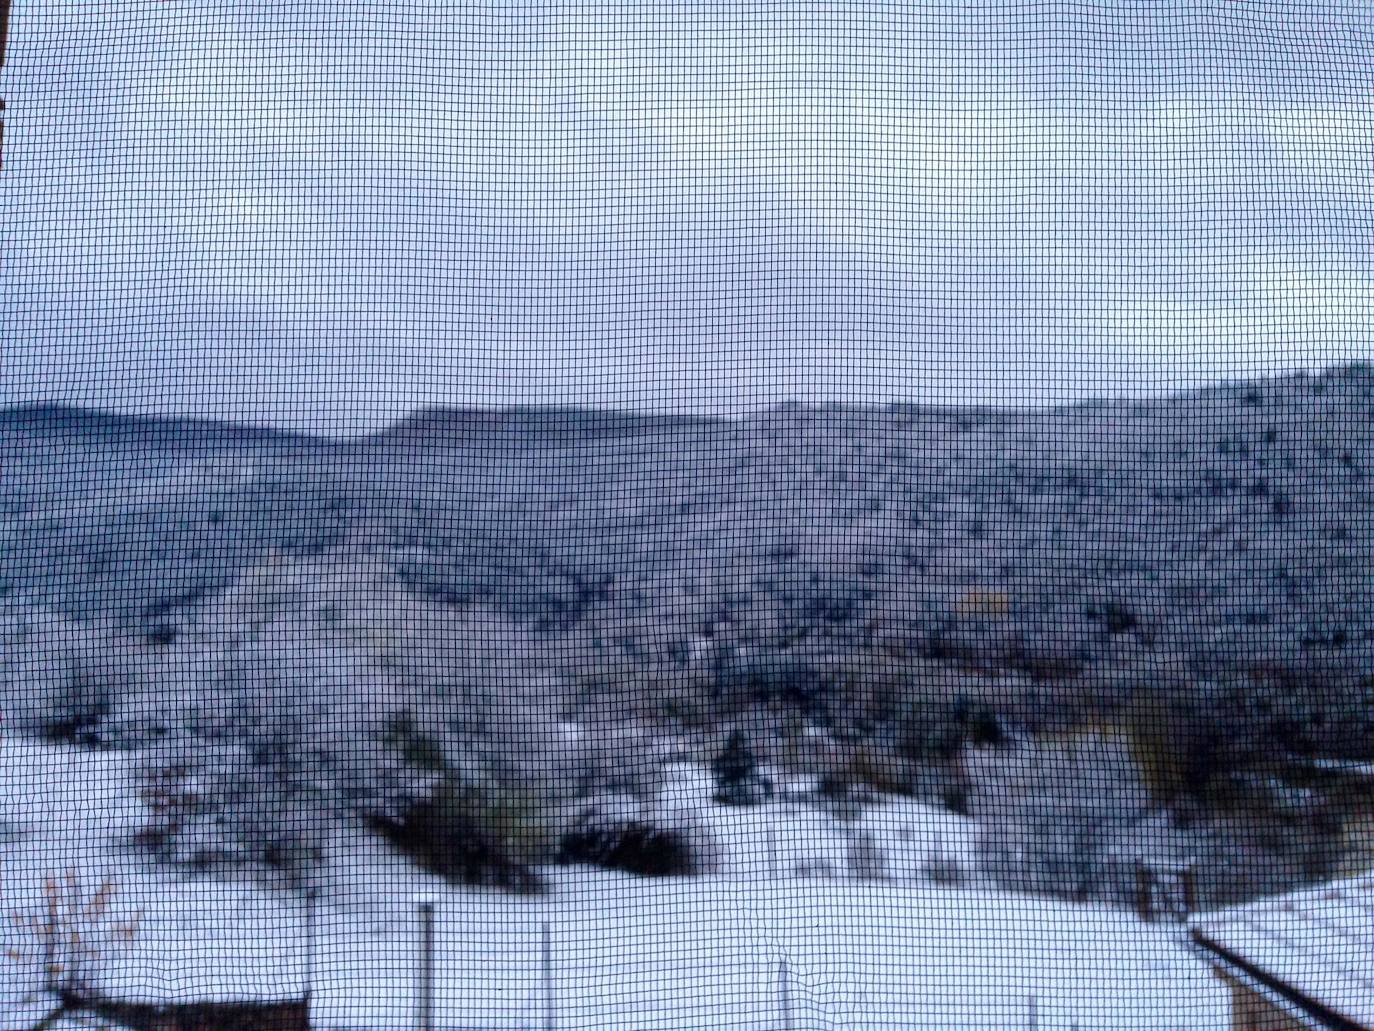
{"left": 711, "top": 729, "right": 773, "bottom": 806}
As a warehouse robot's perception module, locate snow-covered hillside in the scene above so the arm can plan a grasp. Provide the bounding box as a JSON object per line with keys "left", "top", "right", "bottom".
{"left": 0, "top": 740, "right": 1226, "bottom": 1030}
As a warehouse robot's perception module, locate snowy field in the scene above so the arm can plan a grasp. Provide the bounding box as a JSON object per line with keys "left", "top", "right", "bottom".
{"left": 0, "top": 740, "right": 1227, "bottom": 1030}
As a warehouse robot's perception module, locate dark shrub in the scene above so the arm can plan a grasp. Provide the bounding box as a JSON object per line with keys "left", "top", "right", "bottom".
{"left": 558, "top": 821, "right": 696, "bottom": 877}
{"left": 369, "top": 782, "right": 550, "bottom": 894}
{"left": 711, "top": 729, "right": 774, "bottom": 806}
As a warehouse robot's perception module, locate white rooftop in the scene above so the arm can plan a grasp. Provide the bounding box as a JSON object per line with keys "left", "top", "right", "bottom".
{"left": 1190, "top": 870, "right": 1374, "bottom": 1030}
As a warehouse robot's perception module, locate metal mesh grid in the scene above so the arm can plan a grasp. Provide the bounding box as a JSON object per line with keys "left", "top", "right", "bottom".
{"left": 2, "top": 3, "right": 1373, "bottom": 1028}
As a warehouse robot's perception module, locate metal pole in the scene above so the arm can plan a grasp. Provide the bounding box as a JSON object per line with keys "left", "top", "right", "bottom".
{"left": 778, "top": 955, "right": 793, "bottom": 1031}
{"left": 304, "top": 886, "right": 317, "bottom": 1016}
{"left": 0, "top": 0, "right": 10, "bottom": 168}
{"left": 542, "top": 920, "right": 556, "bottom": 1031}
{"left": 417, "top": 901, "right": 434, "bottom": 1031}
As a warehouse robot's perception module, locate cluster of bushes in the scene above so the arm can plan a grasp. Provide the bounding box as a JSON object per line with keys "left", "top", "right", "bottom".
{"left": 1, "top": 550, "right": 674, "bottom": 891}
{"left": 0, "top": 598, "right": 152, "bottom": 745}
{"left": 960, "top": 716, "right": 1355, "bottom": 911}
{"left": 2, "top": 548, "right": 1369, "bottom": 912}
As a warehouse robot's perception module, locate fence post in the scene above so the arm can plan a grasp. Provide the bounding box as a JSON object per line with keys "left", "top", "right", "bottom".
{"left": 542, "top": 920, "right": 557, "bottom": 1031}
{"left": 1135, "top": 863, "right": 1154, "bottom": 922}
{"left": 416, "top": 899, "right": 434, "bottom": 1031}
{"left": 1181, "top": 865, "right": 1197, "bottom": 919}
{"left": 778, "top": 955, "right": 793, "bottom": 1031}
{"left": 304, "top": 885, "right": 317, "bottom": 1020}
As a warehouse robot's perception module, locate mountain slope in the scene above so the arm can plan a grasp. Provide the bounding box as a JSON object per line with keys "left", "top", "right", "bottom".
{"left": 3, "top": 365, "right": 1373, "bottom": 693}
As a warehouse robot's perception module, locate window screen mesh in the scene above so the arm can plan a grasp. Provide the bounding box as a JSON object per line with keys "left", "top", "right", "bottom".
{"left": 3, "top": 3, "right": 1374, "bottom": 1029}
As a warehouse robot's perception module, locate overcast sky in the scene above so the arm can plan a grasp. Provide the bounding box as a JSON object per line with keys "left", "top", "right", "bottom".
{"left": 2, "top": 1, "right": 1372, "bottom": 434}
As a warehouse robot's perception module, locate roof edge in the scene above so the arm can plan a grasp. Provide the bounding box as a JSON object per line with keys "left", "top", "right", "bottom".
{"left": 1190, "top": 931, "right": 1369, "bottom": 1031}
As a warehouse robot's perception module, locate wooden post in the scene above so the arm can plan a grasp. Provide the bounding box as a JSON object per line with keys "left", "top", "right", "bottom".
{"left": 542, "top": 920, "right": 556, "bottom": 1031}
{"left": 416, "top": 901, "right": 434, "bottom": 1031}
{"left": 1135, "top": 863, "right": 1154, "bottom": 923}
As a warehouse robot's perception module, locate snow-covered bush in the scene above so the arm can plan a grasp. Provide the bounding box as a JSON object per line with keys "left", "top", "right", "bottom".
{"left": 641, "top": 762, "right": 980, "bottom": 885}
{"left": 967, "top": 724, "right": 1355, "bottom": 911}
{"left": 1182, "top": 803, "right": 1346, "bottom": 910}
{"left": 126, "top": 628, "right": 426, "bottom": 886}
{"left": 109, "top": 549, "right": 664, "bottom": 892}
{"left": 854, "top": 798, "right": 980, "bottom": 886}
{"left": 964, "top": 730, "right": 1157, "bottom": 903}
{"left": 0, "top": 599, "right": 152, "bottom": 743}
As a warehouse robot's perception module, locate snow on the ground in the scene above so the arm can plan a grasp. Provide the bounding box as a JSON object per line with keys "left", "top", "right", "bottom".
{"left": 307, "top": 868, "right": 1221, "bottom": 1031}
{"left": 657, "top": 762, "right": 981, "bottom": 885}
{"left": 0, "top": 738, "right": 1227, "bottom": 1030}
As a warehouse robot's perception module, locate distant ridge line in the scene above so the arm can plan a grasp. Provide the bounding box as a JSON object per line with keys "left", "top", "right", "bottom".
{"left": 3, "top": 362, "right": 1372, "bottom": 444}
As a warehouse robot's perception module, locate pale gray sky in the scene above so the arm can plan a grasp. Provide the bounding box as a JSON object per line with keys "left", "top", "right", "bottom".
{"left": 3, "top": 1, "right": 1373, "bottom": 434}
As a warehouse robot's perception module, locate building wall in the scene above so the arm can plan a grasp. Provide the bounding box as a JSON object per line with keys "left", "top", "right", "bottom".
{"left": 64, "top": 995, "right": 311, "bottom": 1031}
{"left": 1217, "top": 971, "right": 1316, "bottom": 1031}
